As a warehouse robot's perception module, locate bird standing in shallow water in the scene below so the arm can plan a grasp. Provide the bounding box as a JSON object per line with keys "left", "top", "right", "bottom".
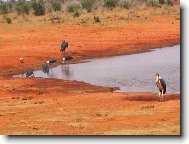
{"left": 156, "top": 73, "right": 166, "bottom": 102}
{"left": 42, "top": 59, "right": 57, "bottom": 73}
{"left": 26, "top": 70, "right": 34, "bottom": 77}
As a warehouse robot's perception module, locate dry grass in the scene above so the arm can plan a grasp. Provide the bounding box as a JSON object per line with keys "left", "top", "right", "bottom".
{"left": 0, "top": 5, "right": 179, "bottom": 32}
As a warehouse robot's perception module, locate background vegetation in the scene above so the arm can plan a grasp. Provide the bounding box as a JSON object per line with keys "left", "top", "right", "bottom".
{"left": 0, "top": 0, "right": 175, "bottom": 24}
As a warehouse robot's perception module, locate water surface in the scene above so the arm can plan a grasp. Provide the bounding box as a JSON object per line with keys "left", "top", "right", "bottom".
{"left": 14, "top": 45, "right": 180, "bottom": 93}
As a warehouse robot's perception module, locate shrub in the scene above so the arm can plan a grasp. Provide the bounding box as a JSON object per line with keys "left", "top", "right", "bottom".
{"left": 159, "top": 0, "right": 165, "bottom": 5}
{"left": 22, "top": 3, "right": 30, "bottom": 15}
{"left": 0, "top": 4, "right": 8, "bottom": 14}
{"left": 67, "top": 4, "right": 80, "bottom": 13}
{"left": 32, "top": 0, "right": 45, "bottom": 16}
{"left": 104, "top": 0, "right": 119, "bottom": 10}
{"left": 146, "top": 0, "right": 159, "bottom": 7}
{"left": 73, "top": 11, "right": 81, "bottom": 17}
{"left": 94, "top": 16, "right": 100, "bottom": 22}
{"left": 166, "top": 0, "right": 173, "bottom": 6}
{"left": 5, "top": 17, "right": 12, "bottom": 24}
{"left": 49, "top": 12, "right": 61, "bottom": 23}
{"left": 119, "top": 0, "right": 132, "bottom": 9}
{"left": 81, "top": 0, "right": 95, "bottom": 12}
{"left": 7, "top": 2, "right": 13, "bottom": 13}
{"left": 15, "top": 5, "right": 22, "bottom": 15}
{"left": 16, "top": 3, "right": 30, "bottom": 15}
{"left": 51, "top": 0, "right": 61, "bottom": 12}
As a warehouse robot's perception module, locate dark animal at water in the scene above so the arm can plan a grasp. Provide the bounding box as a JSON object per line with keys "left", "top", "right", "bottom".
{"left": 63, "top": 56, "right": 73, "bottom": 61}
{"left": 26, "top": 70, "right": 34, "bottom": 77}
{"left": 47, "top": 59, "right": 56, "bottom": 64}
{"left": 42, "top": 63, "right": 49, "bottom": 73}
{"left": 60, "top": 40, "right": 68, "bottom": 54}
{"left": 156, "top": 73, "right": 166, "bottom": 102}
{"left": 42, "top": 59, "right": 56, "bottom": 73}
{"left": 62, "top": 56, "right": 73, "bottom": 66}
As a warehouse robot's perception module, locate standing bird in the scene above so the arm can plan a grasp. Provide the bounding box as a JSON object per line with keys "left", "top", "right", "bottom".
{"left": 26, "top": 70, "right": 34, "bottom": 77}
{"left": 19, "top": 57, "right": 24, "bottom": 63}
{"left": 42, "top": 63, "right": 49, "bottom": 73}
{"left": 62, "top": 56, "right": 73, "bottom": 66}
{"left": 63, "top": 56, "right": 73, "bottom": 61}
{"left": 60, "top": 40, "right": 69, "bottom": 55}
{"left": 42, "top": 59, "right": 56, "bottom": 73}
{"left": 19, "top": 57, "right": 24, "bottom": 77}
{"left": 47, "top": 59, "right": 57, "bottom": 64}
{"left": 156, "top": 73, "right": 166, "bottom": 102}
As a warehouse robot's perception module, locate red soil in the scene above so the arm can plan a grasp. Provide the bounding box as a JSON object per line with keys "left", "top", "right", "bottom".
{"left": 0, "top": 7, "right": 180, "bottom": 135}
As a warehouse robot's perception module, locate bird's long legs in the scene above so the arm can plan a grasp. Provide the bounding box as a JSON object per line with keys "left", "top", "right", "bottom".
{"left": 159, "top": 90, "right": 164, "bottom": 102}
{"left": 162, "top": 90, "right": 164, "bottom": 102}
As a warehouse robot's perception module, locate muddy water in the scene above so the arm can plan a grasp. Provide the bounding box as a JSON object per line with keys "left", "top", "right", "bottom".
{"left": 14, "top": 45, "right": 180, "bottom": 93}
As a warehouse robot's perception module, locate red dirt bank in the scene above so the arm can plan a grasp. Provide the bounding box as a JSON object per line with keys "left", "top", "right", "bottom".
{"left": 0, "top": 7, "right": 180, "bottom": 135}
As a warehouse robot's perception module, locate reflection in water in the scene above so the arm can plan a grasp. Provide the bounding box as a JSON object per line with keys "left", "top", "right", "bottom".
{"left": 61, "top": 64, "right": 72, "bottom": 78}
{"left": 14, "top": 45, "right": 180, "bottom": 93}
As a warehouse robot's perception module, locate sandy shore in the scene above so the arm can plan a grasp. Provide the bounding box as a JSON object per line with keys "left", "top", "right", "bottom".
{"left": 0, "top": 7, "right": 180, "bottom": 135}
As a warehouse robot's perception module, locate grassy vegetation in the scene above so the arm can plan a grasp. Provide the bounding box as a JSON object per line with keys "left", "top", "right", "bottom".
{"left": 0, "top": 0, "right": 178, "bottom": 25}
{"left": 0, "top": 0, "right": 175, "bottom": 15}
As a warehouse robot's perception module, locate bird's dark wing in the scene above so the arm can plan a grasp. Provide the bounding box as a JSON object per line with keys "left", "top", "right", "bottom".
{"left": 42, "top": 63, "right": 49, "bottom": 73}
{"left": 64, "top": 56, "right": 73, "bottom": 60}
{"left": 48, "top": 59, "right": 56, "bottom": 63}
{"left": 61, "top": 42, "right": 68, "bottom": 51}
{"left": 26, "top": 70, "right": 33, "bottom": 77}
{"left": 159, "top": 78, "right": 166, "bottom": 94}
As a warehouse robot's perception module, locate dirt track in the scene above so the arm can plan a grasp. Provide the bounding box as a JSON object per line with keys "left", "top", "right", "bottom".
{"left": 0, "top": 7, "right": 180, "bottom": 135}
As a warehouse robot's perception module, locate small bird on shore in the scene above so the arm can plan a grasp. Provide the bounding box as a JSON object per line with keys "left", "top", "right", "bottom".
{"left": 63, "top": 56, "right": 73, "bottom": 61}
{"left": 47, "top": 59, "right": 57, "bottom": 64}
{"left": 62, "top": 56, "right": 73, "bottom": 66}
{"left": 156, "top": 73, "right": 166, "bottom": 102}
{"left": 26, "top": 70, "right": 34, "bottom": 77}
{"left": 19, "top": 57, "right": 24, "bottom": 63}
{"left": 60, "top": 40, "right": 68, "bottom": 55}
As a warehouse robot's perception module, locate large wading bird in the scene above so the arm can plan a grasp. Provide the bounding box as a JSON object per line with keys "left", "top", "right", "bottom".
{"left": 60, "top": 40, "right": 68, "bottom": 55}
{"left": 42, "top": 59, "right": 56, "bottom": 73}
{"left": 156, "top": 73, "right": 166, "bottom": 102}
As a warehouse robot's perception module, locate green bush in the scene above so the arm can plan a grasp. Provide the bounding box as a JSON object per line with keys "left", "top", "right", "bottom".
{"left": 7, "top": 2, "right": 13, "bottom": 13}
{"left": 104, "top": 0, "right": 119, "bottom": 10}
{"left": 166, "top": 0, "right": 173, "bottom": 6}
{"left": 16, "top": 3, "right": 30, "bottom": 15}
{"left": 0, "top": 4, "right": 8, "bottom": 14}
{"left": 159, "top": 0, "right": 165, "bottom": 5}
{"left": 32, "top": 1, "right": 45, "bottom": 16}
{"left": 15, "top": 5, "right": 22, "bottom": 15}
{"left": 67, "top": 4, "right": 80, "bottom": 13}
{"left": 22, "top": 4, "right": 30, "bottom": 15}
{"left": 51, "top": 1, "right": 61, "bottom": 12}
{"left": 81, "top": 0, "right": 95, "bottom": 12}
